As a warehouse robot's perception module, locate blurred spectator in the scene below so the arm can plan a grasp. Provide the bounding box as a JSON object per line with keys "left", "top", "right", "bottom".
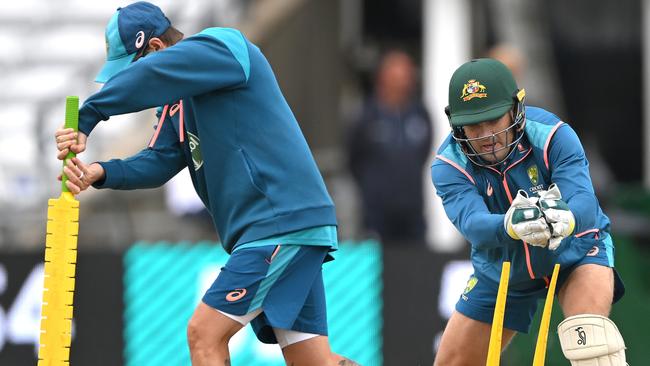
{"left": 485, "top": 42, "right": 617, "bottom": 200}
{"left": 348, "top": 50, "right": 432, "bottom": 244}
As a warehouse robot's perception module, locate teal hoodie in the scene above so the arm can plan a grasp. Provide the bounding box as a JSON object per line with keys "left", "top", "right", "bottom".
{"left": 431, "top": 107, "right": 613, "bottom": 287}
{"left": 79, "top": 28, "right": 337, "bottom": 253}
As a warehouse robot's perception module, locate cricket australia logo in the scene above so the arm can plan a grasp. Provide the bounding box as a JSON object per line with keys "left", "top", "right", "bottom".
{"left": 461, "top": 80, "right": 488, "bottom": 101}
{"left": 528, "top": 165, "right": 543, "bottom": 193}
{"left": 187, "top": 132, "right": 203, "bottom": 171}
{"left": 527, "top": 165, "right": 539, "bottom": 185}
{"left": 461, "top": 276, "right": 478, "bottom": 301}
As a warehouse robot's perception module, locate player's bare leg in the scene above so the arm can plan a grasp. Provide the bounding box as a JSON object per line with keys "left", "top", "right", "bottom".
{"left": 187, "top": 302, "right": 243, "bottom": 366}
{"left": 281, "top": 336, "right": 359, "bottom": 366}
{"left": 558, "top": 263, "right": 614, "bottom": 317}
{"left": 433, "top": 311, "right": 516, "bottom": 366}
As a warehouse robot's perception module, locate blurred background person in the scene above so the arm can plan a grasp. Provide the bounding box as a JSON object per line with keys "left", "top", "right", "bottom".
{"left": 348, "top": 50, "right": 433, "bottom": 245}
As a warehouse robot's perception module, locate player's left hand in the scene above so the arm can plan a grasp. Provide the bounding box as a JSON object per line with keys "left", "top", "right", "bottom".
{"left": 58, "top": 157, "right": 105, "bottom": 195}
{"left": 537, "top": 184, "right": 575, "bottom": 250}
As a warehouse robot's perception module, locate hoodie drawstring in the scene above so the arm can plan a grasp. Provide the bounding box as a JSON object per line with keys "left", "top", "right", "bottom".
{"left": 148, "top": 100, "right": 185, "bottom": 148}
{"left": 148, "top": 104, "right": 169, "bottom": 148}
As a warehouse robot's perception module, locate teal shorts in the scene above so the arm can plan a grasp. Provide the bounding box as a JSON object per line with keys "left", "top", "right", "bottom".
{"left": 202, "top": 244, "right": 329, "bottom": 343}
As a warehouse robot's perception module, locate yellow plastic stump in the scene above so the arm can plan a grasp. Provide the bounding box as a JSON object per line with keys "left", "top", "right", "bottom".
{"left": 38, "top": 96, "right": 80, "bottom": 366}
{"left": 532, "top": 263, "right": 561, "bottom": 366}
{"left": 486, "top": 261, "right": 510, "bottom": 366}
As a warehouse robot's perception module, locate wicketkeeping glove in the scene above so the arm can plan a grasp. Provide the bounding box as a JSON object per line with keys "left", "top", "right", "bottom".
{"left": 504, "top": 190, "right": 551, "bottom": 247}
{"left": 537, "top": 184, "right": 575, "bottom": 250}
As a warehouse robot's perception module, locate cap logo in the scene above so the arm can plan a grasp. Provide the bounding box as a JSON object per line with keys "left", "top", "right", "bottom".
{"left": 460, "top": 79, "right": 488, "bottom": 101}
{"left": 135, "top": 31, "right": 145, "bottom": 49}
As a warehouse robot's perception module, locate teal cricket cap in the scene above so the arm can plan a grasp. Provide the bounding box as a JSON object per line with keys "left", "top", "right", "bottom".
{"left": 95, "top": 1, "right": 171, "bottom": 83}
{"left": 447, "top": 58, "right": 519, "bottom": 126}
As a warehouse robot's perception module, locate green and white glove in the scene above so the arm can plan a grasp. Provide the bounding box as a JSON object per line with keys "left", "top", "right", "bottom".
{"left": 537, "top": 184, "right": 575, "bottom": 250}
{"left": 504, "top": 190, "right": 551, "bottom": 247}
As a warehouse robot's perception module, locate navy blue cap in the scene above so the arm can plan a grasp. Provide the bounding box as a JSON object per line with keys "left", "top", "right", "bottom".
{"left": 96, "top": 2, "right": 171, "bottom": 83}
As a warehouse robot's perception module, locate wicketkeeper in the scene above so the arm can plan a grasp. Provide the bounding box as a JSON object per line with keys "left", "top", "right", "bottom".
{"left": 431, "top": 58, "right": 627, "bottom": 365}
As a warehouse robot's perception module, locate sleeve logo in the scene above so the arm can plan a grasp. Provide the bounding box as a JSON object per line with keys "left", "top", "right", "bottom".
{"left": 187, "top": 132, "right": 204, "bottom": 171}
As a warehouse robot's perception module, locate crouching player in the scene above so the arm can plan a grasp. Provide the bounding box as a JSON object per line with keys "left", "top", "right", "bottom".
{"left": 431, "top": 58, "right": 627, "bottom": 365}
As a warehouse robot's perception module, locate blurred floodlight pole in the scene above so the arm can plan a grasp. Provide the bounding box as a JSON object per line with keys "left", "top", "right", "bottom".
{"left": 644, "top": 0, "right": 650, "bottom": 188}
{"left": 422, "top": 0, "right": 469, "bottom": 251}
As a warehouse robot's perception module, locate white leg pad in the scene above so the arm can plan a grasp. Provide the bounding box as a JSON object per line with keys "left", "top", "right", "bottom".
{"left": 273, "top": 328, "right": 319, "bottom": 348}
{"left": 557, "top": 314, "right": 627, "bottom": 366}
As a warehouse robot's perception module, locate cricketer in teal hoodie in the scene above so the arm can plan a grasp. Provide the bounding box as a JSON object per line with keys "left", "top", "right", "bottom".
{"left": 78, "top": 27, "right": 337, "bottom": 254}
{"left": 432, "top": 107, "right": 621, "bottom": 292}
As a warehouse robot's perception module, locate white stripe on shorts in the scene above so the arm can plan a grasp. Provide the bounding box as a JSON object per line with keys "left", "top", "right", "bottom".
{"left": 273, "top": 328, "right": 319, "bottom": 348}
{"left": 217, "top": 308, "right": 262, "bottom": 326}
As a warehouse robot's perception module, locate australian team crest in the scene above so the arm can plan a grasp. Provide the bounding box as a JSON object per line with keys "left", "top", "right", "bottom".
{"left": 461, "top": 79, "right": 488, "bottom": 101}
{"left": 528, "top": 165, "right": 544, "bottom": 193}
{"left": 461, "top": 275, "right": 478, "bottom": 301}
{"left": 527, "top": 165, "right": 539, "bottom": 185}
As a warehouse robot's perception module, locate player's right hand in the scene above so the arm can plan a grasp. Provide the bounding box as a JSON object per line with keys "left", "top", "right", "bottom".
{"left": 55, "top": 126, "right": 87, "bottom": 160}
{"left": 504, "top": 190, "right": 551, "bottom": 247}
